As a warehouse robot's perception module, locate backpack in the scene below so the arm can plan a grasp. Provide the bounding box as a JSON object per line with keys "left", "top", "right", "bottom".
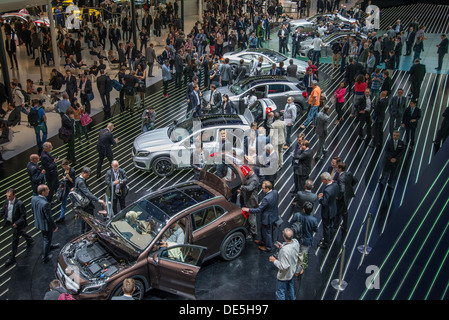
{"left": 27, "top": 107, "right": 42, "bottom": 127}
{"left": 20, "top": 89, "right": 30, "bottom": 103}
{"left": 290, "top": 213, "right": 303, "bottom": 242}
{"left": 58, "top": 292, "right": 75, "bottom": 300}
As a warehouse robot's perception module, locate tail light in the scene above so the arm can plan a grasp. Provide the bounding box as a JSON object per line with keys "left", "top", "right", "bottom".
{"left": 302, "top": 92, "right": 308, "bottom": 98}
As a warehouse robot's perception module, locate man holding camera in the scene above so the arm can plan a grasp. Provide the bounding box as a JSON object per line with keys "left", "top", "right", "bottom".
{"left": 105, "top": 160, "right": 128, "bottom": 216}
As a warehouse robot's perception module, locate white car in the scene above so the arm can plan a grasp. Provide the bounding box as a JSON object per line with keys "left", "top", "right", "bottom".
{"left": 1, "top": 12, "right": 50, "bottom": 27}
{"left": 289, "top": 13, "right": 357, "bottom": 31}
{"left": 223, "top": 48, "right": 308, "bottom": 80}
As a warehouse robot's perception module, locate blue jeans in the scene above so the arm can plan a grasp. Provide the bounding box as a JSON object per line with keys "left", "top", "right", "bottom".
{"left": 142, "top": 122, "right": 154, "bottom": 132}
{"left": 34, "top": 122, "right": 47, "bottom": 152}
{"left": 303, "top": 105, "right": 319, "bottom": 126}
{"left": 312, "top": 50, "right": 321, "bottom": 65}
{"left": 60, "top": 192, "right": 69, "bottom": 218}
{"left": 276, "top": 278, "right": 295, "bottom": 300}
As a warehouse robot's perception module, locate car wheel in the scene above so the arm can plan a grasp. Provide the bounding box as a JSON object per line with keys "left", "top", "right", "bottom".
{"left": 110, "top": 279, "right": 145, "bottom": 300}
{"left": 152, "top": 156, "right": 175, "bottom": 177}
{"left": 220, "top": 231, "right": 246, "bottom": 261}
{"left": 307, "top": 49, "right": 313, "bottom": 60}
{"left": 295, "top": 102, "right": 304, "bottom": 115}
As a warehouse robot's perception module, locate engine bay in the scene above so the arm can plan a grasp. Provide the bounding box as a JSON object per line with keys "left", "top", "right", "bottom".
{"left": 62, "top": 235, "right": 130, "bottom": 281}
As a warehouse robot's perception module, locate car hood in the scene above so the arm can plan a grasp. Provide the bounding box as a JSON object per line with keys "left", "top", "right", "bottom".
{"left": 202, "top": 87, "right": 234, "bottom": 102}
{"left": 290, "top": 19, "right": 312, "bottom": 26}
{"left": 134, "top": 128, "right": 174, "bottom": 152}
{"left": 76, "top": 210, "right": 140, "bottom": 259}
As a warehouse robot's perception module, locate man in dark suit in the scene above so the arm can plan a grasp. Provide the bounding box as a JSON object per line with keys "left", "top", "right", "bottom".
{"left": 336, "top": 162, "right": 358, "bottom": 233}
{"left": 74, "top": 167, "right": 105, "bottom": 233}
{"left": 372, "top": 90, "right": 389, "bottom": 148}
{"left": 318, "top": 172, "right": 339, "bottom": 249}
{"left": 239, "top": 166, "right": 261, "bottom": 242}
{"left": 408, "top": 58, "right": 426, "bottom": 101}
{"left": 327, "top": 156, "right": 341, "bottom": 182}
{"left": 64, "top": 70, "right": 78, "bottom": 102}
{"left": 0, "top": 188, "right": 34, "bottom": 266}
{"left": 31, "top": 185, "right": 59, "bottom": 263}
{"left": 405, "top": 27, "right": 416, "bottom": 56}
{"left": 206, "top": 84, "right": 221, "bottom": 114}
{"left": 402, "top": 99, "right": 421, "bottom": 151}
{"left": 340, "top": 37, "right": 349, "bottom": 73}
{"left": 243, "top": 181, "right": 279, "bottom": 252}
{"left": 96, "top": 70, "right": 112, "bottom": 120}
{"left": 96, "top": 123, "right": 119, "bottom": 179}
{"left": 292, "top": 179, "right": 318, "bottom": 214}
{"left": 379, "top": 130, "right": 405, "bottom": 188}
{"left": 436, "top": 34, "right": 448, "bottom": 71}
{"left": 105, "top": 160, "right": 128, "bottom": 216}
{"left": 388, "top": 88, "right": 407, "bottom": 136}
{"left": 344, "top": 57, "right": 358, "bottom": 95}
{"left": 293, "top": 139, "right": 312, "bottom": 193}
{"left": 189, "top": 84, "right": 202, "bottom": 118}
{"left": 40, "top": 142, "right": 60, "bottom": 203}
{"left": 26, "top": 154, "right": 46, "bottom": 196}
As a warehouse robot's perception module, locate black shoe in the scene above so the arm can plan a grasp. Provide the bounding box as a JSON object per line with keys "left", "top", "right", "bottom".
{"left": 43, "top": 254, "right": 53, "bottom": 263}
{"left": 4, "top": 258, "right": 16, "bottom": 267}
{"left": 26, "top": 240, "right": 34, "bottom": 248}
{"left": 50, "top": 243, "right": 60, "bottom": 250}
{"left": 55, "top": 216, "right": 65, "bottom": 223}
{"left": 319, "top": 243, "right": 328, "bottom": 250}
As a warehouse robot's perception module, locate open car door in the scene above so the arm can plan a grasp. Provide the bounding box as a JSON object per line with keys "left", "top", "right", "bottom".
{"left": 150, "top": 244, "right": 207, "bottom": 299}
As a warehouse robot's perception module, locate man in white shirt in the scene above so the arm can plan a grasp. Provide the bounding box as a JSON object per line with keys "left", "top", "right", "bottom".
{"left": 311, "top": 34, "right": 325, "bottom": 66}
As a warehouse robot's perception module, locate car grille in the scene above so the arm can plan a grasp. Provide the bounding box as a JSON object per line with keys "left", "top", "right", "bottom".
{"left": 56, "top": 262, "right": 80, "bottom": 293}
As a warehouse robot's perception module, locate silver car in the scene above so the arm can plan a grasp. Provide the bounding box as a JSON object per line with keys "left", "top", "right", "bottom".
{"left": 132, "top": 114, "right": 251, "bottom": 177}
{"left": 223, "top": 48, "right": 308, "bottom": 79}
{"left": 202, "top": 76, "right": 308, "bottom": 117}
{"left": 298, "top": 32, "right": 367, "bottom": 60}
{"left": 289, "top": 13, "right": 357, "bottom": 31}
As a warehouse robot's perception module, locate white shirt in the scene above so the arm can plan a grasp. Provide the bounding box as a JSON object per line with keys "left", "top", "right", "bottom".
{"left": 7, "top": 199, "right": 15, "bottom": 223}
{"left": 312, "top": 38, "right": 324, "bottom": 51}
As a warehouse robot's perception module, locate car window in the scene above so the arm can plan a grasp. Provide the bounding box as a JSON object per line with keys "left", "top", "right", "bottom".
{"left": 250, "top": 101, "right": 263, "bottom": 122}
{"left": 253, "top": 85, "right": 266, "bottom": 99}
{"left": 160, "top": 245, "right": 203, "bottom": 266}
{"left": 268, "top": 84, "right": 286, "bottom": 93}
{"left": 149, "top": 191, "right": 197, "bottom": 217}
{"left": 240, "top": 54, "right": 255, "bottom": 60}
{"left": 214, "top": 206, "right": 226, "bottom": 219}
{"left": 191, "top": 207, "right": 217, "bottom": 230}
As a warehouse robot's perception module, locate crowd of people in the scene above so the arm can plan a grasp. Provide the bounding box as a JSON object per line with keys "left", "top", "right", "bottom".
{"left": 0, "top": 0, "right": 449, "bottom": 301}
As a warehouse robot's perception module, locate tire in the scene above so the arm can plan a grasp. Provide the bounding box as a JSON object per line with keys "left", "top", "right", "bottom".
{"left": 110, "top": 278, "right": 145, "bottom": 300}
{"left": 219, "top": 231, "right": 246, "bottom": 261}
{"left": 307, "top": 49, "right": 313, "bottom": 60}
{"left": 151, "top": 156, "right": 175, "bottom": 177}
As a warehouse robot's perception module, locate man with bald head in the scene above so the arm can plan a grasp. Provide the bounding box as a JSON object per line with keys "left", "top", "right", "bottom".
{"left": 105, "top": 160, "right": 128, "bottom": 215}
{"left": 27, "top": 154, "right": 46, "bottom": 196}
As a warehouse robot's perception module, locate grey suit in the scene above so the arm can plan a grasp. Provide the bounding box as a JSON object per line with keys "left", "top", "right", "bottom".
{"left": 319, "top": 182, "right": 339, "bottom": 247}
{"left": 315, "top": 111, "right": 330, "bottom": 158}
{"left": 293, "top": 190, "right": 318, "bottom": 213}
{"left": 105, "top": 168, "right": 128, "bottom": 215}
{"left": 31, "top": 195, "right": 56, "bottom": 261}
{"left": 388, "top": 95, "right": 407, "bottom": 135}
{"left": 336, "top": 171, "right": 358, "bottom": 230}
{"left": 145, "top": 46, "right": 157, "bottom": 76}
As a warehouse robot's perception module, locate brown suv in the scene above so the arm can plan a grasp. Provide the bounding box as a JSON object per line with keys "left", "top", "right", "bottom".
{"left": 56, "top": 157, "right": 249, "bottom": 300}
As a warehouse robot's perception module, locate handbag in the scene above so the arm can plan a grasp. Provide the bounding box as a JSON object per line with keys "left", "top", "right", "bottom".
{"left": 55, "top": 181, "right": 67, "bottom": 202}
{"left": 68, "top": 189, "right": 90, "bottom": 208}
{"left": 80, "top": 112, "right": 92, "bottom": 127}
{"left": 87, "top": 92, "right": 94, "bottom": 101}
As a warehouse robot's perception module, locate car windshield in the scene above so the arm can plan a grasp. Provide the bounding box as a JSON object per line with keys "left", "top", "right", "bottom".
{"left": 109, "top": 199, "right": 168, "bottom": 251}
{"left": 230, "top": 80, "right": 252, "bottom": 95}
{"left": 168, "top": 118, "right": 195, "bottom": 142}
{"left": 261, "top": 51, "right": 287, "bottom": 63}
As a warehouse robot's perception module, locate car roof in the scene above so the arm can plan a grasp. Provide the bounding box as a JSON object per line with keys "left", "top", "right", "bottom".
{"left": 197, "top": 114, "right": 246, "bottom": 127}
{"left": 144, "top": 182, "right": 219, "bottom": 219}
{"left": 236, "top": 75, "right": 298, "bottom": 86}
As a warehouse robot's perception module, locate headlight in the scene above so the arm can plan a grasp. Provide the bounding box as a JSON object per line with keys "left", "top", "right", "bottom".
{"left": 136, "top": 151, "right": 150, "bottom": 157}
{"left": 81, "top": 280, "right": 107, "bottom": 294}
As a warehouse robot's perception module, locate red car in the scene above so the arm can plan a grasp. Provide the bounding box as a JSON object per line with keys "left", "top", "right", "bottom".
{"left": 56, "top": 155, "right": 249, "bottom": 300}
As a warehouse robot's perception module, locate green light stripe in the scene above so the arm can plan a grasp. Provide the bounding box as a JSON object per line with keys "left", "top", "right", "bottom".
{"left": 359, "top": 158, "right": 449, "bottom": 299}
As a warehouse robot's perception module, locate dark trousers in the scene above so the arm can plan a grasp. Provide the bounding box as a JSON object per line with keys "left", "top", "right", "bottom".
{"left": 357, "top": 113, "right": 372, "bottom": 138}
{"left": 41, "top": 229, "right": 53, "bottom": 260}
{"left": 336, "top": 101, "right": 344, "bottom": 119}
{"left": 119, "top": 89, "right": 125, "bottom": 112}
{"left": 163, "top": 80, "right": 169, "bottom": 95}
{"left": 80, "top": 203, "right": 95, "bottom": 233}
{"left": 322, "top": 215, "right": 334, "bottom": 247}
{"left": 389, "top": 113, "right": 403, "bottom": 136}
{"left": 46, "top": 175, "right": 59, "bottom": 203}
{"left": 405, "top": 125, "right": 417, "bottom": 146}
{"left": 112, "top": 194, "right": 126, "bottom": 215}
{"left": 100, "top": 92, "right": 111, "bottom": 119}
{"left": 335, "top": 198, "right": 348, "bottom": 231}
{"left": 373, "top": 120, "right": 384, "bottom": 146}
{"left": 294, "top": 174, "right": 307, "bottom": 193}
{"left": 10, "top": 224, "right": 33, "bottom": 259}
{"left": 96, "top": 147, "right": 114, "bottom": 178}
{"left": 175, "top": 71, "right": 183, "bottom": 88}
{"left": 80, "top": 93, "right": 91, "bottom": 114}
{"left": 261, "top": 223, "right": 274, "bottom": 251}
{"left": 410, "top": 81, "right": 421, "bottom": 100}
{"left": 66, "top": 135, "right": 76, "bottom": 163}
{"left": 380, "top": 163, "right": 399, "bottom": 186}
{"left": 438, "top": 53, "right": 446, "bottom": 69}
